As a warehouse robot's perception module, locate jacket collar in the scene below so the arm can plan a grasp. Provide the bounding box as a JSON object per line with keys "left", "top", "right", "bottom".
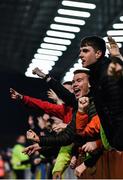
{"left": 88, "top": 56, "right": 111, "bottom": 83}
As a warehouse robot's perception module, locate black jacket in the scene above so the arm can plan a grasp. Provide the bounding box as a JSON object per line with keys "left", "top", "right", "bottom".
{"left": 89, "top": 56, "right": 123, "bottom": 150}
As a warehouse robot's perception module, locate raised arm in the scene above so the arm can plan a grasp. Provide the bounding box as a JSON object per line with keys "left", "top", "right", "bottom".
{"left": 10, "top": 88, "right": 23, "bottom": 100}
{"left": 107, "top": 36, "right": 123, "bottom": 77}
{"left": 32, "top": 67, "right": 77, "bottom": 108}
{"left": 107, "top": 36, "right": 123, "bottom": 60}
{"left": 10, "top": 87, "right": 71, "bottom": 121}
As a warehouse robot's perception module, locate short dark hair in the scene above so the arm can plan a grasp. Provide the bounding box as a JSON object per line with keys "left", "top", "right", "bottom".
{"left": 73, "top": 69, "right": 90, "bottom": 75}
{"left": 62, "top": 81, "right": 72, "bottom": 86}
{"left": 81, "top": 36, "right": 106, "bottom": 57}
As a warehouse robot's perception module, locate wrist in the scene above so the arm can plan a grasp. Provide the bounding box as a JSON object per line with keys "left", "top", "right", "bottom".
{"left": 44, "top": 74, "right": 51, "bottom": 82}
{"left": 36, "top": 137, "right": 40, "bottom": 143}
{"left": 78, "top": 109, "right": 86, "bottom": 114}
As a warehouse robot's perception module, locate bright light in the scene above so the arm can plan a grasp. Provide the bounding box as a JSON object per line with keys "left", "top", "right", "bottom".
{"left": 58, "top": 9, "right": 90, "bottom": 18}
{"left": 107, "top": 30, "right": 123, "bottom": 36}
{"left": 69, "top": 67, "right": 75, "bottom": 73}
{"left": 46, "top": 30, "right": 75, "bottom": 39}
{"left": 103, "top": 37, "right": 122, "bottom": 47}
{"left": 63, "top": 71, "right": 74, "bottom": 82}
{"left": 106, "top": 42, "right": 122, "bottom": 48}
{"left": 78, "top": 58, "right": 82, "bottom": 64}
{"left": 32, "top": 59, "right": 55, "bottom": 66}
{"left": 50, "top": 24, "right": 80, "bottom": 33}
{"left": 41, "top": 43, "right": 67, "bottom": 51}
{"left": 62, "top": 1, "right": 96, "bottom": 9}
{"left": 29, "top": 63, "right": 53, "bottom": 71}
{"left": 43, "top": 37, "right": 71, "bottom": 45}
{"left": 73, "top": 63, "right": 81, "bottom": 69}
{"left": 34, "top": 54, "right": 59, "bottom": 61}
{"left": 37, "top": 48, "right": 63, "bottom": 56}
{"left": 62, "top": 58, "right": 90, "bottom": 82}
{"left": 120, "top": 16, "right": 123, "bottom": 21}
{"left": 113, "top": 23, "right": 123, "bottom": 29}
{"left": 54, "top": 17, "right": 85, "bottom": 26}
{"left": 104, "top": 36, "right": 123, "bottom": 43}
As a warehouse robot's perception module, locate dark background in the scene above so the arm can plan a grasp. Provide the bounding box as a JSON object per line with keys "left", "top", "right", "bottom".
{"left": 0, "top": 0, "right": 123, "bottom": 148}
{"left": 0, "top": 69, "right": 51, "bottom": 148}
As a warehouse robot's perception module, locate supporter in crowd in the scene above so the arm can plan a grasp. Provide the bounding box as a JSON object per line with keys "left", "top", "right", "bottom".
{"left": 22, "top": 68, "right": 102, "bottom": 178}
{"left": 107, "top": 36, "right": 123, "bottom": 78}
{"left": 79, "top": 35, "right": 123, "bottom": 150}
{"left": 11, "top": 135, "right": 31, "bottom": 179}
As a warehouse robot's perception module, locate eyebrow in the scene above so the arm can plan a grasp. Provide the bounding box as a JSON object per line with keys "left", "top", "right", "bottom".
{"left": 72, "top": 78, "right": 85, "bottom": 83}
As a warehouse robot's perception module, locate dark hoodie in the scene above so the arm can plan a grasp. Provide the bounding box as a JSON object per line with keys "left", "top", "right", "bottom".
{"left": 88, "top": 56, "right": 123, "bottom": 150}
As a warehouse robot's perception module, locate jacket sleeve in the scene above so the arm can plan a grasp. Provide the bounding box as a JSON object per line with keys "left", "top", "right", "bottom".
{"left": 103, "top": 75, "right": 123, "bottom": 150}
{"left": 95, "top": 139, "right": 103, "bottom": 149}
{"left": 82, "top": 114, "right": 100, "bottom": 137}
{"left": 101, "top": 75, "right": 123, "bottom": 117}
{"left": 39, "top": 112, "right": 87, "bottom": 147}
{"left": 75, "top": 111, "right": 89, "bottom": 134}
{"left": 52, "top": 145, "right": 73, "bottom": 174}
{"left": 22, "top": 96, "right": 65, "bottom": 119}
{"left": 39, "top": 114, "right": 76, "bottom": 147}
{"left": 47, "top": 78, "right": 77, "bottom": 108}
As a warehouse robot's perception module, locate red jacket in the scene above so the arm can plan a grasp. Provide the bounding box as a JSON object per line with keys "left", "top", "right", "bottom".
{"left": 23, "top": 96, "right": 73, "bottom": 124}
{"left": 23, "top": 96, "right": 100, "bottom": 142}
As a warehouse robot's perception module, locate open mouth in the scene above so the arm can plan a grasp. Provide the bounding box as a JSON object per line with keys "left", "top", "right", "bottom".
{"left": 74, "top": 89, "right": 81, "bottom": 97}
{"left": 82, "top": 59, "right": 85, "bottom": 64}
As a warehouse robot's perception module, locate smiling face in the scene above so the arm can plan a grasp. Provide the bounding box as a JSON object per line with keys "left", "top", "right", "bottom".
{"left": 79, "top": 46, "right": 101, "bottom": 68}
{"left": 72, "top": 72, "right": 89, "bottom": 100}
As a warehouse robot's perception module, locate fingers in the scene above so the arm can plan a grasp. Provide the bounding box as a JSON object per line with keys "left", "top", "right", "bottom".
{"left": 32, "top": 68, "right": 45, "bottom": 78}
{"left": 74, "top": 168, "right": 81, "bottom": 178}
{"left": 70, "top": 161, "right": 76, "bottom": 169}
{"left": 10, "top": 88, "right": 16, "bottom": 95}
{"left": 53, "top": 172, "right": 62, "bottom": 180}
{"left": 108, "top": 63, "right": 116, "bottom": 76}
{"left": 74, "top": 163, "right": 87, "bottom": 178}
{"left": 32, "top": 67, "right": 39, "bottom": 75}
{"left": 78, "top": 97, "right": 89, "bottom": 108}
{"left": 10, "top": 88, "right": 14, "bottom": 93}
{"left": 47, "top": 89, "right": 56, "bottom": 100}
{"left": 22, "top": 145, "right": 37, "bottom": 156}
{"left": 49, "top": 89, "right": 54, "bottom": 93}
{"left": 47, "top": 91, "right": 53, "bottom": 98}
{"left": 70, "top": 156, "right": 77, "bottom": 169}
{"left": 79, "top": 97, "right": 89, "bottom": 104}
{"left": 108, "top": 36, "right": 117, "bottom": 46}
{"left": 10, "top": 88, "right": 18, "bottom": 99}
{"left": 28, "top": 129, "right": 34, "bottom": 133}
{"left": 82, "top": 143, "right": 88, "bottom": 152}
{"left": 106, "top": 44, "right": 110, "bottom": 52}
{"left": 26, "top": 130, "right": 35, "bottom": 139}
{"left": 52, "top": 124, "right": 60, "bottom": 131}
{"left": 82, "top": 142, "right": 97, "bottom": 152}
{"left": 22, "top": 147, "right": 30, "bottom": 154}
{"left": 82, "top": 143, "right": 91, "bottom": 152}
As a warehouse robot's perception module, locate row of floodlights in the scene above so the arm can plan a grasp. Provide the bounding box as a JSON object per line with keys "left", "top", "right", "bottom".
{"left": 25, "top": 0, "right": 96, "bottom": 77}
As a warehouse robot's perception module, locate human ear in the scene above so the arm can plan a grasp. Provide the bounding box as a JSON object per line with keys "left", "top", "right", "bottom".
{"left": 95, "top": 50, "right": 102, "bottom": 59}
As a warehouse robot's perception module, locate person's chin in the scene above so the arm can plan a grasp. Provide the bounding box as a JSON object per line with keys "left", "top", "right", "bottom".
{"left": 82, "top": 64, "right": 87, "bottom": 68}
